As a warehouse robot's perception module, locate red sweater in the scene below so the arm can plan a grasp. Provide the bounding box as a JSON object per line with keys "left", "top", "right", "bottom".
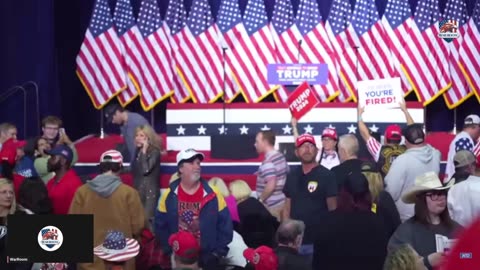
{"left": 47, "top": 170, "right": 83, "bottom": 215}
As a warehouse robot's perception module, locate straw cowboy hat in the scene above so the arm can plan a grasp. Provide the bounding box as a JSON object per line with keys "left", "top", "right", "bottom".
{"left": 94, "top": 230, "right": 140, "bottom": 262}
{"left": 401, "top": 172, "right": 454, "bottom": 204}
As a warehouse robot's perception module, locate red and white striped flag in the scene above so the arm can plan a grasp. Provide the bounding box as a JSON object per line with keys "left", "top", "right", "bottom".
{"left": 407, "top": 0, "right": 450, "bottom": 105}
{"left": 76, "top": 0, "right": 126, "bottom": 109}
{"left": 349, "top": 0, "right": 394, "bottom": 100}
{"left": 458, "top": 0, "right": 480, "bottom": 103}
{"left": 217, "top": 0, "right": 278, "bottom": 103}
{"left": 164, "top": 0, "right": 191, "bottom": 104}
{"left": 134, "top": 0, "right": 174, "bottom": 110}
{"left": 113, "top": 0, "right": 139, "bottom": 107}
{"left": 443, "top": 0, "right": 471, "bottom": 109}
{"left": 170, "top": 0, "right": 224, "bottom": 103}
{"left": 325, "top": 0, "right": 356, "bottom": 102}
{"left": 295, "top": 0, "right": 340, "bottom": 102}
{"left": 381, "top": 0, "right": 413, "bottom": 95}
{"left": 269, "top": 0, "right": 301, "bottom": 102}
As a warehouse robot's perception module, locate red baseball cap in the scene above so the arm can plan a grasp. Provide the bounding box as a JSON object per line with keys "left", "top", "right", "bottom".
{"left": 168, "top": 231, "right": 200, "bottom": 259}
{"left": 322, "top": 128, "right": 337, "bottom": 140}
{"left": 440, "top": 217, "right": 480, "bottom": 269}
{"left": 384, "top": 125, "right": 402, "bottom": 141}
{"left": 243, "top": 246, "right": 278, "bottom": 270}
{"left": 0, "top": 138, "right": 27, "bottom": 165}
{"left": 296, "top": 134, "right": 316, "bottom": 147}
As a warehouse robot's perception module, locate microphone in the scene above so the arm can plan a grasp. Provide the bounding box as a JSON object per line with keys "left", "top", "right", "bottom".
{"left": 221, "top": 46, "right": 228, "bottom": 133}
{"left": 297, "top": 40, "right": 303, "bottom": 63}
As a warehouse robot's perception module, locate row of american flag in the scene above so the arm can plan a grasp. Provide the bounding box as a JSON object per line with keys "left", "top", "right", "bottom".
{"left": 75, "top": 0, "right": 480, "bottom": 111}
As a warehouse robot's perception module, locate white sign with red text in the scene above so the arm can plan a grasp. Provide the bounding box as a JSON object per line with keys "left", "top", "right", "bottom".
{"left": 358, "top": 78, "right": 402, "bottom": 110}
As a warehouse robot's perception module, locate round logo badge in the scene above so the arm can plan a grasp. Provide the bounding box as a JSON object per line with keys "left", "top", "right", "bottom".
{"left": 37, "top": 226, "right": 63, "bottom": 252}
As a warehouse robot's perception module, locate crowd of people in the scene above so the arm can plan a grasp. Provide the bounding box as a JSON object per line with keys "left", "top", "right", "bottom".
{"left": 1, "top": 102, "right": 480, "bottom": 270}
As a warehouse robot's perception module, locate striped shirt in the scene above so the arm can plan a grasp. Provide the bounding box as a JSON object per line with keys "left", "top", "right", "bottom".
{"left": 256, "top": 150, "right": 289, "bottom": 207}
{"left": 366, "top": 137, "right": 382, "bottom": 162}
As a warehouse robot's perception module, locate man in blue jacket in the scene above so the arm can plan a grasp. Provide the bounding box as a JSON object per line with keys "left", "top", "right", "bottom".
{"left": 155, "top": 148, "right": 233, "bottom": 269}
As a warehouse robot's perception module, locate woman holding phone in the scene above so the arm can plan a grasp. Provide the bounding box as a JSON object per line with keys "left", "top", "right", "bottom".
{"left": 132, "top": 125, "right": 161, "bottom": 230}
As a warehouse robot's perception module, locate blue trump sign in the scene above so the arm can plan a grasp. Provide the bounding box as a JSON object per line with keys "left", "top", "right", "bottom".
{"left": 267, "top": 64, "right": 328, "bottom": 85}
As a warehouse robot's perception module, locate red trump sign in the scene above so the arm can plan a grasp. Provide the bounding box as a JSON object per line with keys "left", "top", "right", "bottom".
{"left": 287, "top": 82, "right": 320, "bottom": 120}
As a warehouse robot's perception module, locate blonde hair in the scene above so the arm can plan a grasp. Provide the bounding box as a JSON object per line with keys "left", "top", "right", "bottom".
{"left": 362, "top": 171, "right": 384, "bottom": 203}
{"left": 135, "top": 125, "right": 161, "bottom": 150}
{"left": 0, "top": 178, "right": 17, "bottom": 215}
{"left": 384, "top": 244, "right": 422, "bottom": 270}
{"left": 229, "top": 180, "right": 252, "bottom": 202}
{"left": 208, "top": 177, "right": 230, "bottom": 197}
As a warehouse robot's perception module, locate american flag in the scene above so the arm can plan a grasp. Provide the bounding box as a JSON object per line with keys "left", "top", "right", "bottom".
{"left": 217, "top": 0, "right": 278, "bottom": 103}
{"left": 270, "top": 0, "right": 301, "bottom": 102}
{"left": 113, "top": 0, "right": 139, "bottom": 107}
{"left": 458, "top": 0, "right": 480, "bottom": 102}
{"left": 381, "top": 0, "right": 413, "bottom": 95}
{"left": 240, "top": 0, "right": 278, "bottom": 102}
{"left": 164, "top": 0, "right": 191, "bottom": 103}
{"left": 181, "top": 210, "right": 195, "bottom": 225}
{"left": 182, "top": 0, "right": 224, "bottom": 103}
{"left": 325, "top": 0, "right": 356, "bottom": 102}
{"left": 216, "top": 0, "right": 243, "bottom": 102}
{"left": 350, "top": 0, "right": 393, "bottom": 96}
{"left": 409, "top": 0, "right": 450, "bottom": 105}
{"left": 76, "top": 0, "right": 126, "bottom": 109}
{"left": 135, "top": 0, "right": 175, "bottom": 110}
{"left": 443, "top": 0, "right": 471, "bottom": 109}
{"left": 295, "top": 0, "right": 340, "bottom": 102}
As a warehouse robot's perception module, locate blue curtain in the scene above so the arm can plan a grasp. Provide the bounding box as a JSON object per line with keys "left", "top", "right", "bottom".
{"left": 0, "top": 0, "right": 479, "bottom": 140}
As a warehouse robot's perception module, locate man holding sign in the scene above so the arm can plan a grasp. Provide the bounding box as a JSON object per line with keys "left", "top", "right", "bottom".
{"left": 288, "top": 82, "right": 340, "bottom": 170}
{"left": 357, "top": 100, "right": 414, "bottom": 178}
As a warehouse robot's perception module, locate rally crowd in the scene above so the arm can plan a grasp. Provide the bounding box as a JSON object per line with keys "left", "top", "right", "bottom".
{"left": 1, "top": 102, "right": 480, "bottom": 270}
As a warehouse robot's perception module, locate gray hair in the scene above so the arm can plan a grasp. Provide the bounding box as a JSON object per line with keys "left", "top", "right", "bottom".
{"left": 338, "top": 134, "right": 359, "bottom": 156}
{"left": 276, "top": 219, "right": 305, "bottom": 245}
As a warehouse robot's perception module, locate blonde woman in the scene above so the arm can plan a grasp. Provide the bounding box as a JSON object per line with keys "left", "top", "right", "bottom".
{"left": 362, "top": 162, "right": 401, "bottom": 237}
{"left": 384, "top": 244, "right": 427, "bottom": 270}
{"left": 229, "top": 180, "right": 278, "bottom": 248}
{"left": 132, "top": 125, "right": 161, "bottom": 230}
{"left": 208, "top": 177, "right": 239, "bottom": 222}
{"left": 0, "top": 178, "right": 32, "bottom": 269}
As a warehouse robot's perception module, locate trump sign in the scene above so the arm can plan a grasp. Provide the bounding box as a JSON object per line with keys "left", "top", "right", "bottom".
{"left": 287, "top": 82, "right": 320, "bottom": 120}
{"left": 267, "top": 64, "right": 328, "bottom": 85}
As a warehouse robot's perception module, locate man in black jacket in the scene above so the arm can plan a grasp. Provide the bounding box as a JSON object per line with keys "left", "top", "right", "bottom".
{"left": 275, "top": 219, "right": 312, "bottom": 270}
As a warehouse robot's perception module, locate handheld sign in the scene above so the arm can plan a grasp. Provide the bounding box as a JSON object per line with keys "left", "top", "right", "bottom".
{"left": 287, "top": 81, "right": 320, "bottom": 120}
{"left": 267, "top": 64, "right": 328, "bottom": 85}
{"left": 358, "top": 78, "right": 402, "bottom": 110}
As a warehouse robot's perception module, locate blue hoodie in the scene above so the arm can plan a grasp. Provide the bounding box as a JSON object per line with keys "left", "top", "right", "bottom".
{"left": 155, "top": 178, "right": 233, "bottom": 260}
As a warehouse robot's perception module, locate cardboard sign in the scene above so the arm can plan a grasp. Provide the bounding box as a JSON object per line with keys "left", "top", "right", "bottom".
{"left": 358, "top": 78, "right": 402, "bottom": 110}
{"left": 287, "top": 82, "right": 320, "bottom": 120}
{"left": 267, "top": 64, "right": 328, "bottom": 85}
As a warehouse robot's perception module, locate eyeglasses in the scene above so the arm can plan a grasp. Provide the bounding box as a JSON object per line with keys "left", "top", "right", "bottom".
{"left": 424, "top": 191, "right": 447, "bottom": 201}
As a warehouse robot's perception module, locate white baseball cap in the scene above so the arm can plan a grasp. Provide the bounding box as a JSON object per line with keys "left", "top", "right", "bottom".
{"left": 464, "top": 114, "right": 480, "bottom": 125}
{"left": 176, "top": 148, "right": 204, "bottom": 165}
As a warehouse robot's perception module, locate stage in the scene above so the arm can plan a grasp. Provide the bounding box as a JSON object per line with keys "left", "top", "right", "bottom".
{"left": 72, "top": 131, "right": 454, "bottom": 189}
